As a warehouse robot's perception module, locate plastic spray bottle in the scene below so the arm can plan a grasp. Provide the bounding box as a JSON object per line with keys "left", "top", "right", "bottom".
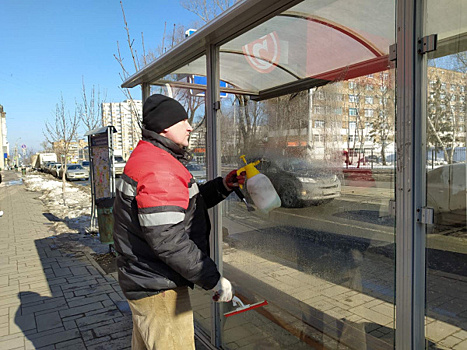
{"left": 237, "top": 155, "right": 281, "bottom": 213}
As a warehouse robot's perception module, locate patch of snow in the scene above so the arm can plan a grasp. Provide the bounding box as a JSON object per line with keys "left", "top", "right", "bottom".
{"left": 23, "top": 175, "right": 92, "bottom": 234}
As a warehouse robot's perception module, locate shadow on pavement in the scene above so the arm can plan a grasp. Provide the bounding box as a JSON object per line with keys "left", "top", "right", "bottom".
{"left": 13, "top": 232, "right": 133, "bottom": 349}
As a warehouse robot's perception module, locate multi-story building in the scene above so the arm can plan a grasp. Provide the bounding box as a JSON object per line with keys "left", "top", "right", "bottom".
{"left": 101, "top": 99, "right": 142, "bottom": 160}
{"left": 248, "top": 66, "right": 465, "bottom": 166}
{"left": 52, "top": 139, "right": 88, "bottom": 163}
{"left": 0, "top": 105, "right": 9, "bottom": 169}
{"left": 188, "top": 123, "right": 206, "bottom": 163}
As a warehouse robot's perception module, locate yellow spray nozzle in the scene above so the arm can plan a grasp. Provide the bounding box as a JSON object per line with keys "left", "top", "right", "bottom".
{"left": 237, "top": 155, "right": 260, "bottom": 188}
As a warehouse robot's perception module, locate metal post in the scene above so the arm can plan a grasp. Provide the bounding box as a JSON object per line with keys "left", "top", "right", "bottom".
{"left": 395, "top": 0, "right": 427, "bottom": 348}
{"left": 206, "top": 43, "right": 222, "bottom": 348}
{"left": 142, "top": 83, "right": 151, "bottom": 103}
{"left": 108, "top": 127, "right": 116, "bottom": 197}
{"left": 88, "top": 135, "right": 97, "bottom": 231}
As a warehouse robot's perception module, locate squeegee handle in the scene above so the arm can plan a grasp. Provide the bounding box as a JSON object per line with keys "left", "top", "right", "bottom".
{"left": 233, "top": 187, "right": 245, "bottom": 201}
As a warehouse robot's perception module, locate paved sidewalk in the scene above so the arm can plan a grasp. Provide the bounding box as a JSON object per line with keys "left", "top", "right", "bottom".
{"left": 0, "top": 171, "right": 209, "bottom": 350}
{"left": 0, "top": 170, "right": 132, "bottom": 349}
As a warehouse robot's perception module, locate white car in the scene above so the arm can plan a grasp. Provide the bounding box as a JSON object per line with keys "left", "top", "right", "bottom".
{"left": 114, "top": 156, "right": 126, "bottom": 177}
{"left": 80, "top": 160, "right": 90, "bottom": 171}
{"left": 50, "top": 163, "right": 62, "bottom": 178}
{"left": 187, "top": 163, "right": 207, "bottom": 184}
{"left": 60, "top": 164, "right": 89, "bottom": 181}
{"left": 427, "top": 163, "right": 466, "bottom": 225}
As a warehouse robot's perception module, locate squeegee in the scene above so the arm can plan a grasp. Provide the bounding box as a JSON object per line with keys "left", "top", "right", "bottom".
{"left": 223, "top": 296, "right": 268, "bottom": 318}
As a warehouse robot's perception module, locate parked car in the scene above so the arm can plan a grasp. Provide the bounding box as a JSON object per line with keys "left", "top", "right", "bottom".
{"left": 42, "top": 161, "right": 56, "bottom": 173}
{"left": 114, "top": 156, "right": 126, "bottom": 177}
{"left": 186, "top": 162, "right": 207, "bottom": 184}
{"left": 252, "top": 156, "right": 341, "bottom": 208}
{"left": 427, "top": 163, "right": 466, "bottom": 226}
{"left": 50, "top": 163, "right": 62, "bottom": 177}
{"left": 364, "top": 155, "right": 381, "bottom": 163}
{"left": 59, "top": 164, "right": 89, "bottom": 181}
{"left": 80, "top": 160, "right": 90, "bottom": 171}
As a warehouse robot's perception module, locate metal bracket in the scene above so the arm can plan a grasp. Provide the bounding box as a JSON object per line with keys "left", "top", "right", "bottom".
{"left": 389, "top": 44, "right": 397, "bottom": 62}
{"left": 418, "top": 34, "right": 438, "bottom": 55}
{"left": 213, "top": 101, "right": 221, "bottom": 110}
{"left": 417, "top": 207, "right": 434, "bottom": 225}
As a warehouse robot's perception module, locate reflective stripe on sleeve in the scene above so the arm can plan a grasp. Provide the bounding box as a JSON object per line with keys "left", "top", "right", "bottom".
{"left": 189, "top": 182, "right": 199, "bottom": 199}
{"left": 116, "top": 178, "right": 136, "bottom": 197}
{"left": 138, "top": 211, "right": 185, "bottom": 227}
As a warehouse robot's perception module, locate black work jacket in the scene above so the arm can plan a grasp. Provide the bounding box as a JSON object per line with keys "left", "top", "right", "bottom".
{"left": 112, "top": 128, "right": 230, "bottom": 300}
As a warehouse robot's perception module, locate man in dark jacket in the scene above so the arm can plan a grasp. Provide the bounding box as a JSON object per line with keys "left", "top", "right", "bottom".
{"left": 113, "top": 94, "right": 244, "bottom": 350}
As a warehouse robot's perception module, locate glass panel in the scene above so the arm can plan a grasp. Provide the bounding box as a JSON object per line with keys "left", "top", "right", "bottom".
{"left": 425, "top": 1, "right": 467, "bottom": 348}
{"left": 218, "top": 1, "right": 396, "bottom": 348}
{"left": 185, "top": 90, "right": 209, "bottom": 335}
{"left": 149, "top": 80, "right": 211, "bottom": 336}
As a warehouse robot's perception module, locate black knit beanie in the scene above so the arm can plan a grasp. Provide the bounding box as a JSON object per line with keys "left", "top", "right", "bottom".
{"left": 143, "top": 94, "right": 188, "bottom": 133}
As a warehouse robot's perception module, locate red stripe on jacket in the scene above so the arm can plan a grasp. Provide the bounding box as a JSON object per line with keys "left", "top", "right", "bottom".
{"left": 124, "top": 140, "right": 192, "bottom": 210}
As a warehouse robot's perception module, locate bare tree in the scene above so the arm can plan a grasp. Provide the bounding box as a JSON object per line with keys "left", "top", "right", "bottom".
{"left": 370, "top": 71, "right": 395, "bottom": 165}
{"left": 113, "top": 1, "right": 192, "bottom": 138}
{"left": 343, "top": 77, "right": 369, "bottom": 167}
{"left": 79, "top": 78, "right": 106, "bottom": 132}
{"left": 235, "top": 95, "right": 268, "bottom": 155}
{"left": 113, "top": 0, "right": 240, "bottom": 159}
{"left": 44, "top": 95, "right": 80, "bottom": 205}
{"left": 427, "top": 68, "right": 459, "bottom": 164}
{"left": 180, "top": 0, "right": 239, "bottom": 22}
{"left": 40, "top": 140, "right": 54, "bottom": 152}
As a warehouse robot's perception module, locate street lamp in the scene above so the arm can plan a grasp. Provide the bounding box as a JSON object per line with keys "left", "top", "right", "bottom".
{"left": 14, "top": 137, "right": 21, "bottom": 168}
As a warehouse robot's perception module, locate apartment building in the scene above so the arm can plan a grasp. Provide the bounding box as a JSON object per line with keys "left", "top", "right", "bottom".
{"left": 101, "top": 99, "right": 142, "bottom": 160}
{"left": 259, "top": 66, "right": 465, "bottom": 164}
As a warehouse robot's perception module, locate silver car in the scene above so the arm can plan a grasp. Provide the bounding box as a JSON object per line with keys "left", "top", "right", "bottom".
{"left": 255, "top": 157, "right": 341, "bottom": 207}
{"left": 60, "top": 164, "right": 89, "bottom": 181}
{"left": 50, "top": 163, "right": 62, "bottom": 178}
{"left": 186, "top": 163, "right": 207, "bottom": 184}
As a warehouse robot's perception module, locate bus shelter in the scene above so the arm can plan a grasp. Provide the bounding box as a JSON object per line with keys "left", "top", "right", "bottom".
{"left": 122, "top": 0, "right": 467, "bottom": 348}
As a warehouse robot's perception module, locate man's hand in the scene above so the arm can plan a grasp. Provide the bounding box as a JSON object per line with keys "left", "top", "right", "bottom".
{"left": 212, "top": 277, "right": 233, "bottom": 302}
{"left": 223, "top": 170, "right": 246, "bottom": 190}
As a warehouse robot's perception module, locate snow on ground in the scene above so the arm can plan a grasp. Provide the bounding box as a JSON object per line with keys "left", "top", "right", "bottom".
{"left": 23, "top": 174, "right": 92, "bottom": 235}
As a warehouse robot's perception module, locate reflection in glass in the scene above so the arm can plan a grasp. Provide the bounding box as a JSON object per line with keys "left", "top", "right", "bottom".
{"left": 425, "top": 1, "right": 467, "bottom": 346}
{"left": 158, "top": 88, "right": 212, "bottom": 337}
{"left": 220, "top": 71, "right": 396, "bottom": 348}
{"left": 218, "top": 52, "right": 398, "bottom": 349}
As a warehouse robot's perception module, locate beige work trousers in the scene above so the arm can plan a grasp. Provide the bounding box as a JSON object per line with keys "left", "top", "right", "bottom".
{"left": 128, "top": 287, "right": 195, "bottom": 350}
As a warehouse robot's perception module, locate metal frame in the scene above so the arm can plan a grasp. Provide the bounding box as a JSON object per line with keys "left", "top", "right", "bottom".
{"left": 122, "top": 0, "right": 302, "bottom": 89}
{"left": 395, "top": 0, "right": 427, "bottom": 347}
{"left": 206, "top": 43, "right": 223, "bottom": 348}
{"left": 146, "top": 80, "right": 258, "bottom": 97}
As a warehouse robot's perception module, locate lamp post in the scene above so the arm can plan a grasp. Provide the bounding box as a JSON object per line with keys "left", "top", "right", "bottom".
{"left": 14, "top": 137, "right": 21, "bottom": 168}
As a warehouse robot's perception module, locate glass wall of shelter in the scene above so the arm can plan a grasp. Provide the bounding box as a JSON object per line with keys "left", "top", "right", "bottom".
{"left": 122, "top": 0, "right": 467, "bottom": 348}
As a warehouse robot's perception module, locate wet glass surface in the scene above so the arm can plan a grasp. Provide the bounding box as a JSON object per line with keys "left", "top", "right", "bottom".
{"left": 218, "top": 1, "right": 396, "bottom": 346}
{"left": 425, "top": 1, "right": 467, "bottom": 347}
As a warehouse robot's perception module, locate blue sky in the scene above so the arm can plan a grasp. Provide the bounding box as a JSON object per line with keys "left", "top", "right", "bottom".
{"left": 0, "top": 0, "right": 201, "bottom": 153}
